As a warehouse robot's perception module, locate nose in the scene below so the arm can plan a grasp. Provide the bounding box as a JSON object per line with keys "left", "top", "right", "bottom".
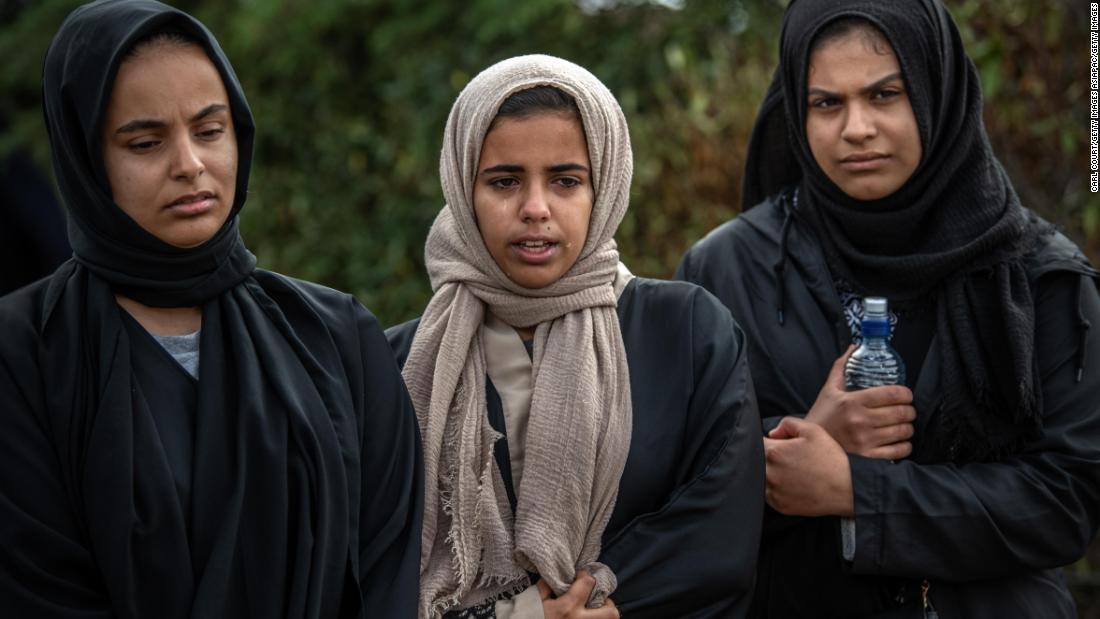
{"left": 170, "top": 136, "right": 205, "bottom": 181}
{"left": 841, "top": 102, "right": 877, "bottom": 143}
{"left": 519, "top": 184, "right": 551, "bottom": 223}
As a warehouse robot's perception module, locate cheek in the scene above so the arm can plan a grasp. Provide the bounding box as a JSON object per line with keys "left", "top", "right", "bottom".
{"left": 905, "top": 125, "right": 923, "bottom": 167}
{"left": 566, "top": 194, "right": 594, "bottom": 252}
{"left": 893, "top": 104, "right": 922, "bottom": 165}
{"left": 212, "top": 146, "right": 238, "bottom": 183}
{"left": 105, "top": 157, "right": 153, "bottom": 210}
{"left": 222, "top": 157, "right": 238, "bottom": 203}
{"left": 472, "top": 193, "right": 506, "bottom": 250}
{"left": 804, "top": 118, "right": 833, "bottom": 171}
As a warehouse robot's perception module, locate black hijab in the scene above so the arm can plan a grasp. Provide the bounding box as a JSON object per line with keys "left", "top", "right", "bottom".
{"left": 743, "top": 0, "right": 1045, "bottom": 461}
{"left": 44, "top": 0, "right": 256, "bottom": 305}
{"left": 35, "top": 1, "right": 360, "bottom": 615}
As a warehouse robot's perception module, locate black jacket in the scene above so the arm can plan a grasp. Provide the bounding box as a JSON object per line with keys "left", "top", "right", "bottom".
{"left": 0, "top": 271, "right": 422, "bottom": 617}
{"left": 387, "top": 277, "right": 764, "bottom": 618}
{"left": 677, "top": 195, "right": 1100, "bottom": 618}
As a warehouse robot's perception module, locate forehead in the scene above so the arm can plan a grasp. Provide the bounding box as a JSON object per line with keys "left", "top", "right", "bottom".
{"left": 105, "top": 43, "right": 228, "bottom": 122}
{"left": 480, "top": 112, "right": 589, "bottom": 162}
{"left": 807, "top": 32, "right": 901, "bottom": 85}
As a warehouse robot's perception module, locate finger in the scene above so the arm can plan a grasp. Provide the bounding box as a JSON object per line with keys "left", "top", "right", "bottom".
{"left": 855, "top": 384, "right": 914, "bottom": 407}
{"left": 537, "top": 579, "right": 553, "bottom": 601}
{"left": 773, "top": 415, "right": 812, "bottom": 438}
{"left": 768, "top": 415, "right": 803, "bottom": 439}
{"left": 589, "top": 597, "right": 620, "bottom": 619}
{"left": 868, "top": 405, "right": 917, "bottom": 427}
{"left": 854, "top": 424, "right": 913, "bottom": 454}
{"left": 827, "top": 346, "right": 856, "bottom": 389}
{"left": 766, "top": 423, "right": 795, "bottom": 439}
{"left": 561, "top": 570, "right": 597, "bottom": 606}
{"left": 766, "top": 488, "right": 790, "bottom": 515}
{"left": 866, "top": 441, "right": 912, "bottom": 460}
{"left": 879, "top": 422, "right": 914, "bottom": 444}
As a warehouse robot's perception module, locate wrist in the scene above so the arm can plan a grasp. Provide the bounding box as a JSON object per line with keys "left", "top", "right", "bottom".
{"left": 831, "top": 452, "right": 855, "bottom": 517}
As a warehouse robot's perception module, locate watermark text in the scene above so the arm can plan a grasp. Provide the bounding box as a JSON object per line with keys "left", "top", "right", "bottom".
{"left": 1091, "top": 3, "right": 1099, "bottom": 191}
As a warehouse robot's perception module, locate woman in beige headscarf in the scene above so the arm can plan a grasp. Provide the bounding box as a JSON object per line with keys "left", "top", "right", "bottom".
{"left": 387, "top": 54, "right": 763, "bottom": 619}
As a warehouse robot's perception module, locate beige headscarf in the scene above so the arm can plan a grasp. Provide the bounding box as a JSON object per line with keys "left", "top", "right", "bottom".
{"left": 402, "top": 55, "right": 634, "bottom": 618}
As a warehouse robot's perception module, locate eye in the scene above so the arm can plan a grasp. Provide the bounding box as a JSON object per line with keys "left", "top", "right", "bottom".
{"left": 489, "top": 177, "right": 519, "bottom": 189}
{"left": 555, "top": 176, "right": 583, "bottom": 188}
{"left": 196, "top": 124, "right": 226, "bottom": 140}
{"left": 873, "top": 88, "right": 903, "bottom": 101}
{"left": 810, "top": 97, "right": 840, "bottom": 109}
{"left": 128, "top": 138, "right": 161, "bottom": 153}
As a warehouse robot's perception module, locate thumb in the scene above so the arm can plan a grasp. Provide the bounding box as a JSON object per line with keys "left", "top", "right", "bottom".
{"left": 827, "top": 345, "right": 856, "bottom": 390}
{"left": 537, "top": 579, "right": 553, "bottom": 601}
{"left": 768, "top": 417, "right": 797, "bottom": 439}
{"left": 772, "top": 415, "right": 812, "bottom": 439}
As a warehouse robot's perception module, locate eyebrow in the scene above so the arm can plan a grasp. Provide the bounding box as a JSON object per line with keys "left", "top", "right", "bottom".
{"left": 807, "top": 72, "right": 904, "bottom": 99}
{"left": 479, "top": 162, "right": 590, "bottom": 175}
{"left": 113, "top": 103, "right": 229, "bottom": 135}
{"left": 548, "top": 163, "right": 589, "bottom": 173}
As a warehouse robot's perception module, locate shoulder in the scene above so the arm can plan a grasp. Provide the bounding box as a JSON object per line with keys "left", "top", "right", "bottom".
{"left": 385, "top": 317, "right": 421, "bottom": 370}
{"left": 684, "top": 195, "right": 787, "bottom": 258}
{"left": 624, "top": 277, "right": 727, "bottom": 315}
{"left": 0, "top": 278, "right": 51, "bottom": 366}
{"left": 0, "top": 277, "right": 54, "bottom": 401}
{"left": 252, "top": 270, "right": 382, "bottom": 334}
{"left": 0, "top": 277, "right": 51, "bottom": 333}
{"left": 678, "top": 194, "right": 792, "bottom": 284}
{"left": 621, "top": 277, "right": 743, "bottom": 346}
{"left": 0, "top": 276, "right": 56, "bottom": 354}
{"left": 249, "top": 271, "right": 400, "bottom": 381}
{"left": 252, "top": 269, "right": 357, "bottom": 309}
{"left": 1023, "top": 222, "right": 1098, "bottom": 282}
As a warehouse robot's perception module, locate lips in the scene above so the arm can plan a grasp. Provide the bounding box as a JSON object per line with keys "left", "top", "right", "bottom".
{"left": 510, "top": 237, "right": 559, "bottom": 264}
{"left": 165, "top": 191, "right": 215, "bottom": 216}
{"left": 839, "top": 152, "right": 889, "bottom": 172}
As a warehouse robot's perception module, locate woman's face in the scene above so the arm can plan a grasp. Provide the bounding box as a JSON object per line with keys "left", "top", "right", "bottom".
{"left": 101, "top": 42, "right": 237, "bottom": 248}
{"left": 805, "top": 31, "right": 922, "bottom": 201}
{"left": 473, "top": 111, "right": 593, "bottom": 289}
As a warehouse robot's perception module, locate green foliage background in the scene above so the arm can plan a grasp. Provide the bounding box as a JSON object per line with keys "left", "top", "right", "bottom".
{"left": 3, "top": 0, "right": 1100, "bottom": 611}
{"left": 4, "top": 0, "right": 1097, "bottom": 327}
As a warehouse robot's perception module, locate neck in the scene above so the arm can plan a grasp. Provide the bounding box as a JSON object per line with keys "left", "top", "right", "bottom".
{"left": 115, "top": 294, "right": 202, "bottom": 336}
{"left": 513, "top": 325, "right": 535, "bottom": 341}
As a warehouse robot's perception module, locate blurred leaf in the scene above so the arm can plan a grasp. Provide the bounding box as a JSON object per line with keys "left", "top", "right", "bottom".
{"left": 2, "top": 0, "right": 1093, "bottom": 321}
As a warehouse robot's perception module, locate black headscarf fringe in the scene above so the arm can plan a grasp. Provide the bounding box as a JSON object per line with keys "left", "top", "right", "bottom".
{"left": 773, "top": 189, "right": 796, "bottom": 326}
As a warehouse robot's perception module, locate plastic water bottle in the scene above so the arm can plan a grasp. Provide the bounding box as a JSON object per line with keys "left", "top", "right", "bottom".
{"left": 844, "top": 296, "right": 906, "bottom": 389}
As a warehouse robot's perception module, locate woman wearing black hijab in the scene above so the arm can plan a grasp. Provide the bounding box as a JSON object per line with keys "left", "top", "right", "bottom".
{"left": 0, "top": 1, "right": 421, "bottom": 617}
{"left": 678, "top": 0, "right": 1100, "bottom": 616}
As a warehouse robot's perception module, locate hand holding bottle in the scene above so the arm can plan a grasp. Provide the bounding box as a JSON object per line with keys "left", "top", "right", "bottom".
{"left": 805, "top": 345, "right": 915, "bottom": 459}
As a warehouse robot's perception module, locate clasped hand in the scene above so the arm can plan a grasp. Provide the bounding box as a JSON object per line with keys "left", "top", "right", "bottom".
{"left": 763, "top": 346, "right": 915, "bottom": 517}
{"left": 805, "top": 345, "right": 916, "bottom": 459}
{"left": 537, "top": 570, "right": 619, "bottom": 619}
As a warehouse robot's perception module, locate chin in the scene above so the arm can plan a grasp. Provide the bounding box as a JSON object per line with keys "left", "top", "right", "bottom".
{"left": 839, "top": 180, "right": 896, "bottom": 202}
{"left": 508, "top": 268, "right": 561, "bottom": 290}
{"left": 160, "top": 228, "right": 221, "bottom": 249}
{"left": 512, "top": 277, "right": 555, "bottom": 289}
{"left": 158, "top": 215, "right": 230, "bottom": 249}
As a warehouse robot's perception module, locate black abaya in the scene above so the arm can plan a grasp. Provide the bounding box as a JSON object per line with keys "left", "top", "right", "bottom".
{"left": 0, "top": 1, "right": 422, "bottom": 616}
{"left": 388, "top": 277, "right": 764, "bottom": 618}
